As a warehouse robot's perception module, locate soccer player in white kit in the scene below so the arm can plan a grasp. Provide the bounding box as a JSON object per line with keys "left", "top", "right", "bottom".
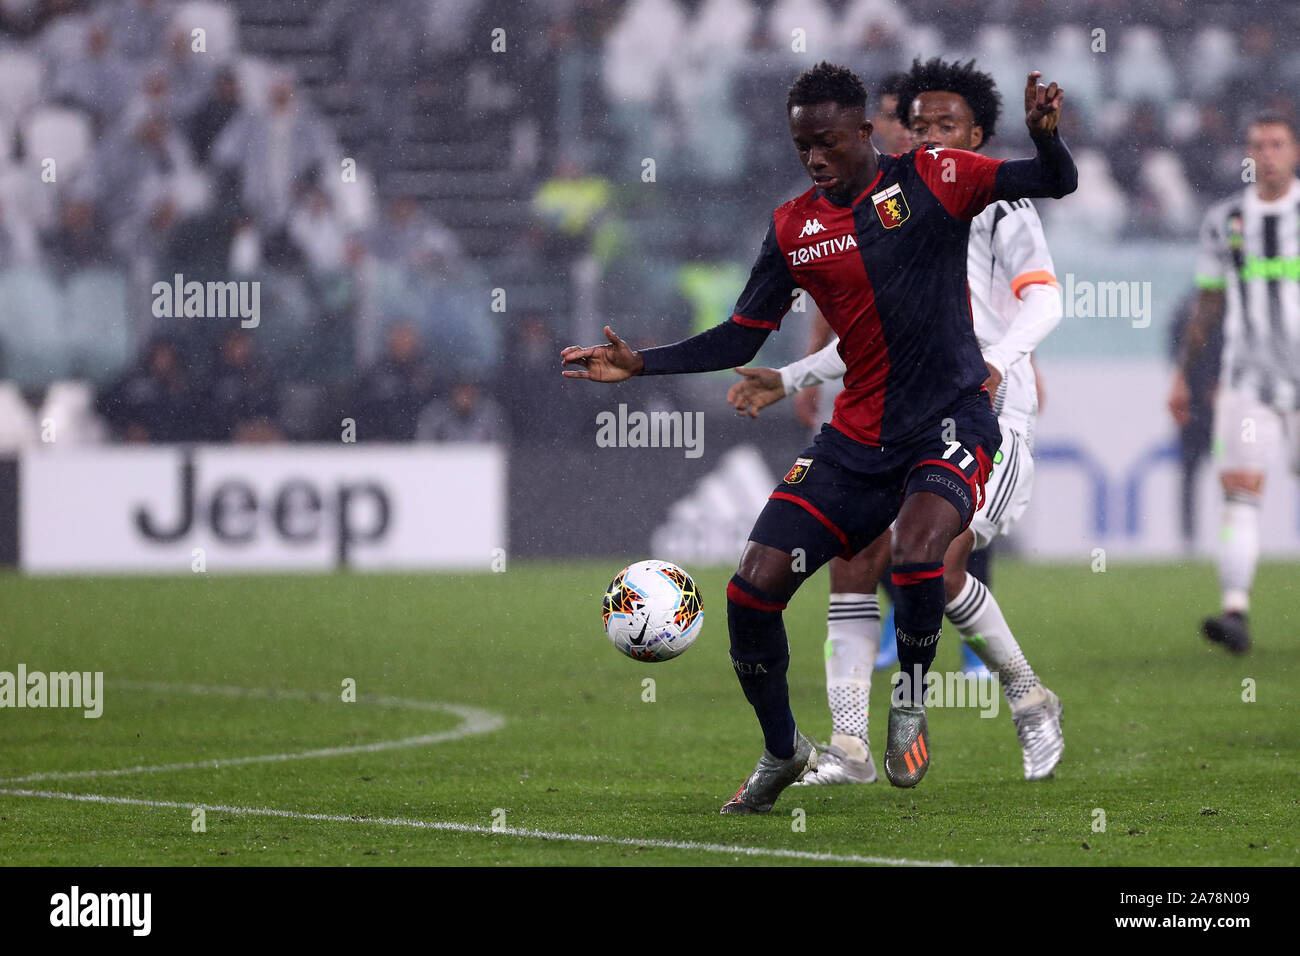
{"left": 728, "top": 58, "right": 1066, "bottom": 781}
{"left": 1169, "top": 114, "right": 1300, "bottom": 655}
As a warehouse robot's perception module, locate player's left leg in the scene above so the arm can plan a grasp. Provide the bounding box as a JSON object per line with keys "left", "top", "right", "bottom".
{"left": 883, "top": 393, "right": 1000, "bottom": 788}
{"left": 885, "top": 490, "right": 964, "bottom": 787}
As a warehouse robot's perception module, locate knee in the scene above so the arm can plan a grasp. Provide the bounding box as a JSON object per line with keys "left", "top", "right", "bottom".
{"left": 734, "top": 542, "right": 798, "bottom": 602}
{"left": 890, "top": 522, "right": 949, "bottom": 566}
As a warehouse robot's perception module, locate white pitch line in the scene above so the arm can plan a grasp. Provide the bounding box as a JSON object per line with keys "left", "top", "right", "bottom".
{"left": 0, "top": 789, "right": 958, "bottom": 867}
{"left": 0, "top": 682, "right": 505, "bottom": 785}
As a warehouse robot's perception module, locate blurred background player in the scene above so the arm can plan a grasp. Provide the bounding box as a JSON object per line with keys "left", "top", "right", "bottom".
{"left": 1169, "top": 113, "right": 1300, "bottom": 654}
{"left": 729, "top": 57, "right": 1066, "bottom": 783}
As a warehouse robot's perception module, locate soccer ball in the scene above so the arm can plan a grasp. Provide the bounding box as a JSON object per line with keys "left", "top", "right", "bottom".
{"left": 602, "top": 560, "right": 703, "bottom": 662}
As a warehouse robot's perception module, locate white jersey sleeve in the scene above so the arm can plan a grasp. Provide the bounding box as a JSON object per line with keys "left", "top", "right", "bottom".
{"left": 978, "top": 200, "right": 1063, "bottom": 377}
{"left": 779, "top": 338, "right": 847, "bottom": 395}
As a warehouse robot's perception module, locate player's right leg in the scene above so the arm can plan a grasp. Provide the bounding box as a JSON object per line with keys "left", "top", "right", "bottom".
{"left": 719, "top": 520, "right": 841, "bottom": 814}
{"left": 1203, "top": 388, "right": 1280, "bottom": 654}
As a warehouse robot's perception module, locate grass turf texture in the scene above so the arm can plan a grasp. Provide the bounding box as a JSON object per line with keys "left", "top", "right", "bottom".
{"left": 0, "top": 561, "right": 1296, "bottom": 867}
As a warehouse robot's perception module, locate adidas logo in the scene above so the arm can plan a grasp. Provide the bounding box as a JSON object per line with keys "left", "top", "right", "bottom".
{"left": 650, "top": 445, "right": 777, "bottom": 564}
{"left": 798, "top": 218, "right": 827, "bottom": 238}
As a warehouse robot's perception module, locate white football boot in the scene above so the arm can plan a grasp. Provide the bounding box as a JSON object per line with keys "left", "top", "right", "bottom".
{"left": 1012, "top": 688, "right": 1064, "bottom": 780}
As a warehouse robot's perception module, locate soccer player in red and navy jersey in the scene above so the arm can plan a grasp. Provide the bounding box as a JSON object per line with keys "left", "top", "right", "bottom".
{"left": 562, "top": 63, "right": 1076, "bottom": 813}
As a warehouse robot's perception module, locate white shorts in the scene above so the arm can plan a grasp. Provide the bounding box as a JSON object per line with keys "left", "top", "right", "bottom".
{"left": 1213, "top": 387, "right": 1300, "bottom": 475}
{"left": 970, "top": 426, "right": 1034, "bottom": 550}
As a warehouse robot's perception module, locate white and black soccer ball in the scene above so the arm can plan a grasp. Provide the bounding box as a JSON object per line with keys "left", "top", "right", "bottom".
{"left": 602, "top": 559, "right": 703, "bottom": 662}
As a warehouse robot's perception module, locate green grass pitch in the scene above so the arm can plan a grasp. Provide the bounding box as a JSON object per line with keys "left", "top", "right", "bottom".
{"left": 1, "top": 561, "right": 1296, "bottom": 866}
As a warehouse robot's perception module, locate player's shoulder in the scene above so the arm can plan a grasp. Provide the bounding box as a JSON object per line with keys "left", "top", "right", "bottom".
{"left": 910, "top": 144, "right": 994, "bottom": 171}
{"left": 775, "top": 185, "right": 821, "bottom": 216}
{"left": 1201, "top": 188, "right": 1248, "bottom": 226}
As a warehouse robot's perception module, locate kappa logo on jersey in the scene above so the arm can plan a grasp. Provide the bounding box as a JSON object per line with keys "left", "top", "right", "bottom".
{"left": 783, "top": 457, "right": 813, "bottom": 484}
{"left": 925, "top": 145, "right": 944, "bottom": 160}
{"left": 798, "top": 218, "right": 827, "bottom": 238}
{"left": 871, "top": 183, "right": 910, "bottom": 229}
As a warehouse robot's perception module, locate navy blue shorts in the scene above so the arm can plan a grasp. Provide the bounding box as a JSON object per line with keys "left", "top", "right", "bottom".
{"left": 750, "top": 391, "right": 1001, "bottom": 563}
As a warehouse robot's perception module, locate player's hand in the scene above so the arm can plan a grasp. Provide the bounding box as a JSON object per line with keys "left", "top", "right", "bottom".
{"left": 1168, "top": 369, "right": 1192, "bottom": 427}
{"left": 727, "top": 366, "right": 785, "bottom": 418}
{"left": 1024, "top": 71, "right": 1064, "bottom": 137}
{"left": 560, "top": 326, "right": 644, "bottom": 382}
{"left": 982, "top": 361, "right": 1003, "bottom": 398}
{"left": 794, "top": 385, "right": 821, "bottom": 429}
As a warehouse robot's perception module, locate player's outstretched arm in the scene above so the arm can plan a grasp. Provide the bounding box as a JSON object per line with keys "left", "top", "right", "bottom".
{"left": 561, "top": 326, "right": 643, "bottom": 381}
{"left": 561, "top": 319, "right": 773, "bottom": 382}
{"left": 992, "top": 72, "right": 1078, "bottom": 201}
{"left": 1024, "top": 70, "right": 1063, "bottom": 138}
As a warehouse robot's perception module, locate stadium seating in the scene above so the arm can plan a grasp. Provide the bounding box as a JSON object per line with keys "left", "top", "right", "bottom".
{"left": 0, "top": 269, "right": 69, "bottom": 386}
{"left": 63, "top": 269, "right": 132, "bottom": 384}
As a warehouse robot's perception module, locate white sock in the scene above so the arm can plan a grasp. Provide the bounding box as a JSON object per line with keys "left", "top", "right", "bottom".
{"left": 1219, "top": 495, "right": 1259, "bottom": 614}
{"left": 825, "top": 593, "right": 879, "bottom": 752}
{"left": 944, "top": 573, "right": 1044, "bottom": 712}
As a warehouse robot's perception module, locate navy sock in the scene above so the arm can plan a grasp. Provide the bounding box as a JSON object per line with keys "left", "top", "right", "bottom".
{"left": 890, "top": 562, "right": 946, "bottom": 707}
{"left": 726, "top": 575, "right": 796, "bottom": 758}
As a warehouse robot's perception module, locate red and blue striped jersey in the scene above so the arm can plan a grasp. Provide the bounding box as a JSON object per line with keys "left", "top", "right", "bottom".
{"left": 732, "top": 146, "right": 1005, "bottom": 446}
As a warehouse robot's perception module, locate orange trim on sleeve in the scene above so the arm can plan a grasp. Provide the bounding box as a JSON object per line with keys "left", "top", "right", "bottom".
{"left": 1010, "top": 270, "right": 1059, "bottom": 299}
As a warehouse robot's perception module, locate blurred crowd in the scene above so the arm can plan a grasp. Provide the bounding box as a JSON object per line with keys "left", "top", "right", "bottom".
{"left": 0, "top": 0, "right": 1293, "bottom": 447}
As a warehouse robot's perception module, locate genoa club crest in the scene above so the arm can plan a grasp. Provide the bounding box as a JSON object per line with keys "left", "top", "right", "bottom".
{"left": 784, "top": 457, "right": 813, "bottom": 484}
{"left": 871, "top": 183, "right": 910, "bottom": 229}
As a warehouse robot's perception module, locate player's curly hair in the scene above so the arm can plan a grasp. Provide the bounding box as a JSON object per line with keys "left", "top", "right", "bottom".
{"left": 893, "top": 57, "right": 1002, "bottom": 141}
{"left": 787, "top": 61, "right": 868, "bottom": 113}
{"left": 877, "top": 72, "right": 908, "bottom": 102}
